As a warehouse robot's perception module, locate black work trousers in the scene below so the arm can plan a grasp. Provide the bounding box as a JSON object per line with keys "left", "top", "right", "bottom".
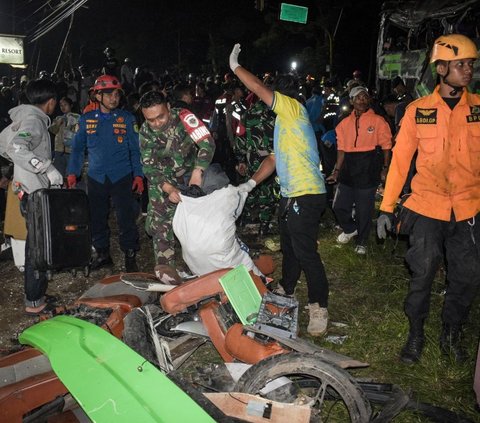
{"left": 404, "top": 213, "right": 480, "bottom": 327}
{"left": 332, "top": 183, "right": 377, "bottom": 246}
{"left": 88, "top": 174, "right": 139, "bottom": 253}
{"left": 279, "top": 194, "right": 329, "bottom": 307}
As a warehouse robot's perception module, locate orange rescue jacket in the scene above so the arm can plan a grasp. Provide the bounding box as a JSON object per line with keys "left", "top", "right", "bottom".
{"left": 380, "top": 85, "right": 480, "bottom": 221}
{"left": 336, "top": 108, "right": 392, "bottom": 152}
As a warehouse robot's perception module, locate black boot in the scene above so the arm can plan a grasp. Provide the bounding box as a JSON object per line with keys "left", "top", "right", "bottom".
{"left": 440, "top": 324, "right": 467, "bottom": 363}
{"left": 400, "top": 321, "right": 424, "bottom": 364}
{"left": 90, "top": 248, "right": 113, "bottom": 270}
{"left": 125, "top": 249, "right": 138, "bottom": 273}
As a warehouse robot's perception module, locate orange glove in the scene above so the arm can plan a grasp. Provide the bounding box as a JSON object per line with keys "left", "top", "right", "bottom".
{"left": 132, "top": 176, "right": 144, "bottom": 194}
{"left": 67, "top": 174, "right": 77, "bottom": 189}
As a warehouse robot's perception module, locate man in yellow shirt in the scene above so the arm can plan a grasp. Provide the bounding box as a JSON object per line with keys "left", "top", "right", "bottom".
{"left": 378, "top": 34, "right": 480, "bottom": 363}
{"left": 230, "top": 44, "right": 329, "bottom": 336}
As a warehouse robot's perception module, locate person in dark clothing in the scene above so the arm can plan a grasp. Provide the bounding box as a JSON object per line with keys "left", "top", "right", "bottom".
{"left": 391, "top": 76, "right": 414, "bottom": 128}
{"left": 102, "top": 47, "right": 120, "bottom": 78}
{"left": 193, "top": 82, "right": 214, "bottom": 125}
{"left": 171, "top": 83, "right": 194, "bottom": 111}
{"left": 209, "top": 83, "right": 234, "bottom": 180}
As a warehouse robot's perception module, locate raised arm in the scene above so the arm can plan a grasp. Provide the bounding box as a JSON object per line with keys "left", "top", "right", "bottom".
{"left": 229, "top": 44, "right": 274, "bottom": 108}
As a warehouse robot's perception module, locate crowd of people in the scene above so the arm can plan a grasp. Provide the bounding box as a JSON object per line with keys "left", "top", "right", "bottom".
{"left": 0, "top": 35, "right": 479, "bottom": 376}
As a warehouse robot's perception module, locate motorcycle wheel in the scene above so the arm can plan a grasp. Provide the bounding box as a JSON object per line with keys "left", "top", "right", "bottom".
{"left": 234, "top": 352, "right": 372, "bottom": 422}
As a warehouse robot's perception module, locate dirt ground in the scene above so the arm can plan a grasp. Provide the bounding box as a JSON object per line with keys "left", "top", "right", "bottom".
{"left": 0, "top": 217, "right": 276, "bottom": 353}
{"left": 0, "top": 215, "right": 154, "bottom": 351}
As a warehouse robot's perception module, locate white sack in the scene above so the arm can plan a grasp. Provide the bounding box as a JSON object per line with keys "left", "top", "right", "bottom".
{"left": 172, "top": 185, "right": 261, "bottom": 276}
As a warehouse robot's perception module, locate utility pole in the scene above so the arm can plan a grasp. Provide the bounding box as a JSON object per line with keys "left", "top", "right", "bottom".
{"left": 326, "top": 7, "right": 344, "bottom": 78}
{"left": 325, "top": 29, "right": 333, "bottom": 78}
{"left": 177, "top": 30, "right": 181, "bottom": 69}
{"left": 208, "top": 32, "right": 217, "bottom": 74}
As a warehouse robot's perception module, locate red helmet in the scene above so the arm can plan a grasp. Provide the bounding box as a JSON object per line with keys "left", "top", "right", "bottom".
{"left": 93, "top": 75, "right": 123, "bottom": 92}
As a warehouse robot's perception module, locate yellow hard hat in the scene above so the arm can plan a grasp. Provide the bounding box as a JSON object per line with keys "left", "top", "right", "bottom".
{"left": 430, "top": 34, "right": 479, "bottom": 63}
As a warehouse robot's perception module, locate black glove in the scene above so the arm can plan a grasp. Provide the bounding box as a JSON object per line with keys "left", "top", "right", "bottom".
{"left": 180, "top": 184, "right": 206, "bottom": 198}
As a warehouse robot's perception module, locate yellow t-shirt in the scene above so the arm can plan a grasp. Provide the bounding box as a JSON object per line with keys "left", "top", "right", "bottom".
{"left": 272, "top": 91, "right": 325, "bottom": 197}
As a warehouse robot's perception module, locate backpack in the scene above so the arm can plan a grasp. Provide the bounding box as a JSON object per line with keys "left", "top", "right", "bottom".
{"left": 0, "top": 121, "right": 20, "bottom": 161}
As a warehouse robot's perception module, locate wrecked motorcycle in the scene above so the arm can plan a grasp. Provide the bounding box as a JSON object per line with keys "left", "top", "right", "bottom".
{"left": 120, "top": 266, "right": 476, "bottom": 423}
{"left": 0, "top": 267, "right": 365, "bottom": 422}
{"left": 0, "top": 268, "right": 473, "bottom": 422}
{"left": 121, "top": 267, "right": 373, "bottom": 422}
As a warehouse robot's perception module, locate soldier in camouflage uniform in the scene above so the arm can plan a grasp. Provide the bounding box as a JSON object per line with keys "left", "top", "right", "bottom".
{"left": 138, "top": 91, "right": 215, "bottom": 282}
{"left": 235, "top": 99, "right": 279, "bottom": 234}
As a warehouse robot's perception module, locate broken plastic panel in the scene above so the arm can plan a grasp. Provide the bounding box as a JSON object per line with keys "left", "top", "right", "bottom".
{"left": 253, "top": 292, "right": 299, "bottom": 339}
{"left": 219, "top": 265, "right": 262, "bottom": 325}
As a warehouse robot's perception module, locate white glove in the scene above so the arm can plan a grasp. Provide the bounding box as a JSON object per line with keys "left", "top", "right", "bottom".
{"left": 229, "top": 44, "right": 241, "bottom": 72}
{"left": 238, "top": 178, "right": 256, "bottom": 193}
{"left": 376, "top": 213, "right": 393, "bottom": 239}
{"left": 46, "top": 165, "right": 64, "bottom": 186}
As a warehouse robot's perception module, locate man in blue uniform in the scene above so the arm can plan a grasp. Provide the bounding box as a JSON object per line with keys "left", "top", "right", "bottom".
{"left": 67, "top": 75, "right": 144, "bottom": 272}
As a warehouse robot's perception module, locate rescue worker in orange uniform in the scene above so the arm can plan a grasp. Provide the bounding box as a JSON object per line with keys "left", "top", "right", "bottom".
{"left": 377, "top": 34, "right": 480, "bottom": 364}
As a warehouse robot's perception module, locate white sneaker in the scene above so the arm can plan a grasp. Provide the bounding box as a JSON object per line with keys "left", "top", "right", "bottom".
{"left": 306, "top": 303, "right": 328, "bottom": 336}
{"left": 336, "top": 230, "right": 358, "bottom": 244}
{"left": 354, "top": 245, "right": 367, "bottom": 255}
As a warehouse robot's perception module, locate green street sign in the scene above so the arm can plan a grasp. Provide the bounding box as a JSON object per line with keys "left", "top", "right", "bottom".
{"left": 280, "top": 3, "right": 308, "bottom": 24}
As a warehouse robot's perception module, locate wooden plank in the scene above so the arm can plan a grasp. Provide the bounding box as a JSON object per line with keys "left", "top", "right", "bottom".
{"left": 204, "top": 392, "right": 311, "bottom": 422}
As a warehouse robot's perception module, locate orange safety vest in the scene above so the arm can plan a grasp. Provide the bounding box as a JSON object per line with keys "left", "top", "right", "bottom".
{"left": 381, "top": 85, "right": 480, "bottom": 221}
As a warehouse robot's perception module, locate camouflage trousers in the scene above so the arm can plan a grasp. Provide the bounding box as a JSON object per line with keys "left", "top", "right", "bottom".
{"left": 241, "top": 178, "right": 279, "bottom": 224}
{"left": 145, "top": 194, "right": 177, "bottom": 266}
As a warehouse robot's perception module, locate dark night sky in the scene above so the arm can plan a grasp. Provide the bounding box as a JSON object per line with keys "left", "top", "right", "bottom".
{"left": 1, "top": 0, "right": 382, "bottom": 83}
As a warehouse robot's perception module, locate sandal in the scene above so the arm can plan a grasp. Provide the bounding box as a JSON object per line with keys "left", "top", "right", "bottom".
{"left": 25, "top": 302, "right": 58, "bottom": 317}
